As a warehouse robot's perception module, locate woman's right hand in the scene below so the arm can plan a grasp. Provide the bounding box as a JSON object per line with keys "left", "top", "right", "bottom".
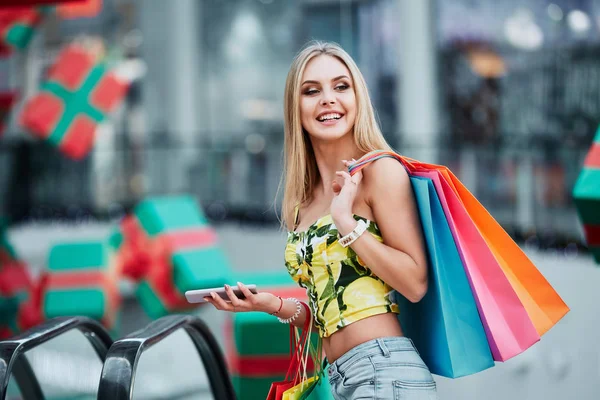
{"left": 203, "top": 282, "right": 281, "bottom": 314}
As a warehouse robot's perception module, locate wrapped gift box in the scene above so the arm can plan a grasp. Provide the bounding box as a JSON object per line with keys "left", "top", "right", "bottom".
{"left": 130, "top": 195, "right": 232, "bottom": 319}
{"left": 39, "top": 241, "right": 121, "bottom": 333}
{"left": 19, "top": 43, "right": 128, "bottom": 159}
{"left": 574, "top": 128, "right": 600, "bottom": 264}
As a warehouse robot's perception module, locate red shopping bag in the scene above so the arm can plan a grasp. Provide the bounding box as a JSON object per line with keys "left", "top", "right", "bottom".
{"left": 267, "top": 302, "right": 311, "bottom": 400}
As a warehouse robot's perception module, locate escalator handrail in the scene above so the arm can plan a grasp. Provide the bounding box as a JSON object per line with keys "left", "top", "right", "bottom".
{"left": 0, "top": 316, "right": 113, "bottom": 400}
{"left": 97, "top": 314, "right": 236, "bottom": 400}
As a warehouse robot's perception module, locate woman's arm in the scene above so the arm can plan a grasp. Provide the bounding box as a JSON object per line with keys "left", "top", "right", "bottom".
{"left": 334, "top": 158, "right": 428, "bottom": 303}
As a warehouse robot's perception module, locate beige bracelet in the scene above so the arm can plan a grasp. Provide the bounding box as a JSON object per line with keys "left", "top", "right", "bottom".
{"left": 338, "top": 219, "right": 368, "bottom": 247}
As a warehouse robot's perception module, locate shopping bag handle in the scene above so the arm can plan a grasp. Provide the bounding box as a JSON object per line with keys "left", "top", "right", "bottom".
{"left": 348, "top": 150, "right": 415, "bottom": 176}
{"left": 284, "top": 302, "right": 312, "bottom": 383}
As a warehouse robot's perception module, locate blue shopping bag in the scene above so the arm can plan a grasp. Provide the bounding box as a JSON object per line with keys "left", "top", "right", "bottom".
{"left": 395, "top": 176, "right": 495, "bottom": 378}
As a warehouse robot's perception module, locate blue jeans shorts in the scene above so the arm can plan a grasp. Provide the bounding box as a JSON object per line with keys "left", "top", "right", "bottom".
{"left": 327, "top": 336, "right": 438, "bottom": 400}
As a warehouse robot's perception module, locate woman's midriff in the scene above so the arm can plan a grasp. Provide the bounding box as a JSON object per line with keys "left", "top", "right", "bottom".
{"left": 322, "top": 312, "right": 404, "bottom": 363}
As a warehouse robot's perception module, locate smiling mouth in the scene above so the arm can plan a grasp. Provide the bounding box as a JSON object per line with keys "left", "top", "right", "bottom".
{"left": 317, "top": 113, "right": 344, "bottom": 122}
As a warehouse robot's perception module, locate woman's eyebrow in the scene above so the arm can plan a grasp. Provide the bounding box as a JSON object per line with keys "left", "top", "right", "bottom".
{"left": 301, "top": 75, "right": 350, "bottom": 86}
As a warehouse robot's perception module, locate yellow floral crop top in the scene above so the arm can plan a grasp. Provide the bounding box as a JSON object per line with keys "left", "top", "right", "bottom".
{"left": 285, "top": 210, "right": 399, "bottom": 337}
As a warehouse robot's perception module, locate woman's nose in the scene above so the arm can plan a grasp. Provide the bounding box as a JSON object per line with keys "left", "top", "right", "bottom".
{"left": 321, "top": 95, "right": 336, "bottom": 105}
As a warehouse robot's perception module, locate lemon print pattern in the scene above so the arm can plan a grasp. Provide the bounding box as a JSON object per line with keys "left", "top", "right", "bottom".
{"left": 285, "top": 213, "right": 400, "bottom": 337}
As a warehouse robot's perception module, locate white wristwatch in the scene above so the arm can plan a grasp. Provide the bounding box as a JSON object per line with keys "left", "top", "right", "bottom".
{"left": 338, "top": 219, "right": 368, "bottom": 248}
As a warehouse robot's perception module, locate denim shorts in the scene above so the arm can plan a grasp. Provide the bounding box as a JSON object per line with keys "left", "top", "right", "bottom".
{"left": 327, "top": 337, "right": 438, "bottom": 400}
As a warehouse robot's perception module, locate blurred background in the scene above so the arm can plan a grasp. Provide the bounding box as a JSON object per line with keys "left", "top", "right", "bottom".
{"left": 0, "top": 0, "right": 599, "bottom": 399}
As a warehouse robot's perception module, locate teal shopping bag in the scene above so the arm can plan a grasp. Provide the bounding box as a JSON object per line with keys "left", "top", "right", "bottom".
{"left": 395, "top": 176, "right": 495, "bottom": 378}
{"left": 299, "top": 362, "right": 333, "bottom": 400}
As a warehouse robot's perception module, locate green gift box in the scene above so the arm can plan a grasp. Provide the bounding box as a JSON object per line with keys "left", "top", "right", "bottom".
{"left": 573, "top": 127, "right": 600, "bottom": 263}
{"left": 43, "top": 241, "right": 121, "bottom": 334}
{"left": 131, "top": 195, "right": 232, "bottom": 318}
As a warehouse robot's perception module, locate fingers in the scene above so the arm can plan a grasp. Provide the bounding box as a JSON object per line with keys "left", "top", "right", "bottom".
{"left": 206, "top": 291, "right": 234, "bottom": 312}
{"left": 237, "top": 282, "right": 256, "bottom": 304}
{"left": 335, "top": 169, "right": 362, "bottom": 186}
{"left": 224, "top": 284, "right": 242, "bottom": 306}
{"left": 341, "top": 158, "right": 357, "bottom": 166}
{"left": 335, "top": 170, "right": 352, "bottom": 181}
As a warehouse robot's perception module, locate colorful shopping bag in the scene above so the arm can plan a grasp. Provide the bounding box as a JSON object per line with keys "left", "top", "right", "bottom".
{"left": 351, "top": 150, "right": 569, "bottom": 337}
{"left": 348, "top": 156, "right": 494, "bottom": 377}
{"left": 417, "top": 163, "right": 569, "bottom": 335}
{"left": 283, "top": 376, "right": 317, "bottom": 400}
{"left": 573, "top": 127, "right": 600, "bottom": 264}
{"left": 282, "top": 307, "right": 323, "bottom": 400}
{"left": 399, "top": 176, "right": 494, "bottom": 377}
{"left": 267, "top": 302, "right": 312, "bottom": 400}
{"left": 411, "top": 169, "right": 540, "bottom": 361}
{"left": 300, "top": 372, "right": 332, "bottom": 400}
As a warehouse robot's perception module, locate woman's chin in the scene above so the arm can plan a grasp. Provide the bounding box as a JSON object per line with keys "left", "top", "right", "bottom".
{"left": 310, "top": 126, "right": 351, "bottom": 141}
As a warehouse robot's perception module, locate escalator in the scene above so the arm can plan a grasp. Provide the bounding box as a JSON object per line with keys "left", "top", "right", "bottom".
{"left": 0, "top": 315, "right": 236, "bottom": 400}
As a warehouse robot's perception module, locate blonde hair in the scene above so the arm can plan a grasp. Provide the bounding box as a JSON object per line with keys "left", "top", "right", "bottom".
{"left": 278, "top": 40, "right": 392, "bottom": 230}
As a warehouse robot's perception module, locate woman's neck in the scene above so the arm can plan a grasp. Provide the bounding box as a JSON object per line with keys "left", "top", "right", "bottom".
{"left": 310, "top": 136, "right": 364, "bottom": 198}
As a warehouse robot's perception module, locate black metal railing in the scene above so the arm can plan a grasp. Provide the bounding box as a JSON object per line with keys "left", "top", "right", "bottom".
{"left": 97, "top": 314, "right": 235, "bottom": 400}
{"left": 0, "top": 316, "right": 113, "bottom": 400}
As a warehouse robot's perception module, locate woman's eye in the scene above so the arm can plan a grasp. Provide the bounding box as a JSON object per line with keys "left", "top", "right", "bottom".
{"left": 335, "top": 84, "right": 349, "bottom": 91}
{"left": 303, "top": 89, "right": 319, "bottom": 95}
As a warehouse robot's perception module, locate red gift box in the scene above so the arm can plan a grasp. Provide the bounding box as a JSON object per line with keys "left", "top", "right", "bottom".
{"left": 19, "top": 43, "right": 128, "bottom": 159}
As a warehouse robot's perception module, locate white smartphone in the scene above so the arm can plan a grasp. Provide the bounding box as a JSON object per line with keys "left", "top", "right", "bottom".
{"left": 185, "top": 284, "right": 258, "bottom": 304}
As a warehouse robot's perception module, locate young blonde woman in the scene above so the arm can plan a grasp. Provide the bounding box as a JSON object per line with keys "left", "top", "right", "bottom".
{"left": 205, "top": 41, "right": 438, "bottom": 399}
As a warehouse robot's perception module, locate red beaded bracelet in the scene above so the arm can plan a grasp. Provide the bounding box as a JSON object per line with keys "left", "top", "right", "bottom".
{"left": 271, "top": 296, "right": 284, "bottom": 315}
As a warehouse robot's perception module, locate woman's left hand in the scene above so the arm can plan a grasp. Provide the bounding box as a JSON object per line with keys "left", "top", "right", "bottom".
{"left": 331, "top": 159, "right": 362, "bottom": 231}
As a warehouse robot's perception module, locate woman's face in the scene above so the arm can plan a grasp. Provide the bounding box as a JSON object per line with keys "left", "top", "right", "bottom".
{"left": 299, "top": 55, "right": 357, "bottom": 142}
